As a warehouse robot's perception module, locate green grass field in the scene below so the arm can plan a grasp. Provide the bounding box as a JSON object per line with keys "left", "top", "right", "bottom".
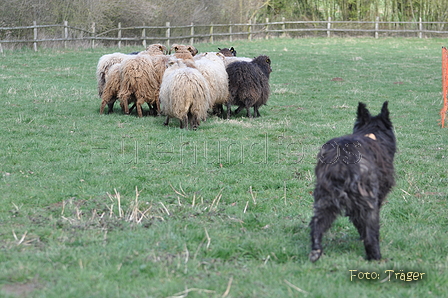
{"left": 1, "top": 37, "right": 447, "bottom": 297}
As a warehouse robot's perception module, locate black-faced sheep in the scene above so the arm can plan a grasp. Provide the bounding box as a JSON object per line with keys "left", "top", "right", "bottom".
{"left": 218, "top": 47, "right": 237, "bottom": 57}
{"left": 226, "top": 55, "right": 272, "bottom": 118}
{"left": 159, "top": 59, "right": 211, "bottom": 130}
{"left": 194, "top": 52, "right": 229, "bottom": 117}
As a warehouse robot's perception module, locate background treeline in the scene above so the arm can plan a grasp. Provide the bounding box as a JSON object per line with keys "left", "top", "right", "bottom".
{"left": 1, "top": 0, "right": 448, "bottom": 31}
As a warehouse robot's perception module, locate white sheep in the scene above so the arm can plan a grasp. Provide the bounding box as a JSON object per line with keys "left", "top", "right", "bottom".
{"left": 194, "top": 52, "right": 229, "bottom": 117}
{"left": 159, "top": 59, "right": 211, "bottom": 130}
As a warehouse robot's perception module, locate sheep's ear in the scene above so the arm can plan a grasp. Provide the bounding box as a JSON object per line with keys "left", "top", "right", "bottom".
{"left": 218, "top": 48, "right": 222, "bottom": 51}
{"left": 216, "top": 52, "right": 225, "bottom": 60}
{"left": 356, "top": 102, "right": 371, "bottom": 125}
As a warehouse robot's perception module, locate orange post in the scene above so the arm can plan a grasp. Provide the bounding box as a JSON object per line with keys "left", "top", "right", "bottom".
{"left": 441, "top": 47, "right": 448, "bottom": 127}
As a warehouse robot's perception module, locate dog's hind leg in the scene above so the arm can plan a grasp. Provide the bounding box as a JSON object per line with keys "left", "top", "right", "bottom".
{"left": 309, "top": 205, "right": 339, "bottom": 262}
{"left": 353, "top": 209, "right": 381, "bottom": 260}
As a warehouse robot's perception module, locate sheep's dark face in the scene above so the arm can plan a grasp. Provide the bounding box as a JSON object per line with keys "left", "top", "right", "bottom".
{"left": 253, "top": 55, "right": 272, "bottom": 77}
{"left": 218, "top": 47, "right": 235, "bottom": 57}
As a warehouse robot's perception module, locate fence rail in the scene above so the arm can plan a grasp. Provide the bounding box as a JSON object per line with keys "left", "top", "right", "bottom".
{"left": 1, "top": 18, "right": 448, "bottom": 52}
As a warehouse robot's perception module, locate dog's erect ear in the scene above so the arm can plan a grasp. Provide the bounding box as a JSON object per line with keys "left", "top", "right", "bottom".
{"left": 356, "top": 102, "right": 371, "bottom": 125}
{"left": 380, "top": 101, "right": 390, "bottom": 119}
{"left": 380, "top": 101, "right": 393, "bottom": 128}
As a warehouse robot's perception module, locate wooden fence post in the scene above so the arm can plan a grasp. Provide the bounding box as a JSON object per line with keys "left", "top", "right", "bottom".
{"left": 166, "top": 22, "right": 171, "bottom": 48}
{"left": 91, "top": 22, "right": 96, "bottom": 48}
{"left": 210, "top": 24, "right": 214, "bottom": 44}
{"left": 375, "top": 16, "right": 379, "bottom": 39}
{"left": 327, "top": 17, "right": 331, "bottom": 38}
{"left": 248, "top": 19, "right": 252, "bottom": 41}
{"left": 142, "top": 24, "right": 146, "bottom": 48}
{"left": 33, "top": 21, "right": 38, "bottom": 52}
{"left": 419, "top": 17, "right": 423, "bottom": 38}
{"left": 229, "top": 24, "right": 233, "bottom": 43}
{"left": 281, "top": 17, "right": 286, "bottom": 37}
{"left": 117, "top": 22, "right": 122, "bottom": 48}
{"left": 64, "top": 21, "right": 68, "bottom": 48}
{"left": 265, "top": 18, "right": 269, "bottom": 39}
{"left": 190, "top": 22, "right": 194, "bottom": 45}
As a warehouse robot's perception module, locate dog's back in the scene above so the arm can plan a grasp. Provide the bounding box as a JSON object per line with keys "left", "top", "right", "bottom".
{"left": 309, "top": 102, "right": 396, "bottom": 262}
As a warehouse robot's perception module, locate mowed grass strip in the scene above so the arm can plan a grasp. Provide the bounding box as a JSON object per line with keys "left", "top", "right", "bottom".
{"left": 0, "top": 38, "right": 447, "bottom": 297}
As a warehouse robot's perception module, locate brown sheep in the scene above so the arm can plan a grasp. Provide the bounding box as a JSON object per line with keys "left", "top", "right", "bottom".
{"left": 99, "top": 63, "right": 124, "bottom": 114}
{"left": 170, "top": 44, "right": 198, "bottom": 57}
{"left": 118, "top": 54, "right": 169, "bottom": 117}
{"left": 98, "top": 44, "right": 167, "bottom": 115}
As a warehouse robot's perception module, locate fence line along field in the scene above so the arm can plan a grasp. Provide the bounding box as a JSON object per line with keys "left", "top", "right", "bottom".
{"left": 3, "top": 18, "right": 448, "bottom": 52}
{"left": 0, "top": 38, "right": 447, "bottom": 297}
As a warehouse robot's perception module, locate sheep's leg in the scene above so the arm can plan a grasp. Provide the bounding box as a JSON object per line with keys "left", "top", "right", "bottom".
{"left": 254, "top": 106, "right": 261, "bottom": 117}
{"left": 136, "top": 98, "right": 144, "bottom": 118}
{"left": 128, "top": 95, "right": 137, "bottom": 113}
{"left": 226, "top": 102, "right": 232, "bottom": 119}
{"left": 180, "top": 115, "right": 188, "bottom": 129}
{"left": 212, "top": 104, "right": 224, "bottom": 117}
{"left": 120, "top": 94, "right": 130, "bottom": 115}
{"left": 156, "top": 100, "right": 161, "bottom": 116}
{"left": 154, "top": 92, "right": 161, "bottom": 116}
{"left": 129, "top": 103, "right": 136, "bottom": 113}
{"left": 309, "top": 203, "right": 339, "bottom": 262}
{"left": 164, "top": 116, "right": 170, "bottom": 126}
{"left": 107, "top": 101, "right": 115, "bottom": 114}
{"left": 148, "top": 102, "right": 158, "bottom": 116}
{"left": 136, "top": 103, "right": 143, "bottom": 117}
{"left": 189, "top": 113, "right": 199, "bottom": 130}
{"left": 99, "top": 100, "right": 107, "bottom": 114}
{"left": 245, "top": 106, "right": 251, "bottom": 118}
{"left": 234, "top": 106, "right": 244, "bottom": 116}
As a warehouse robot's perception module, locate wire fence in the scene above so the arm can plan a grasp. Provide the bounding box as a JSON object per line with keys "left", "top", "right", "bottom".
{"left": 1, "top": 17, "right": 448, "bottom": 52}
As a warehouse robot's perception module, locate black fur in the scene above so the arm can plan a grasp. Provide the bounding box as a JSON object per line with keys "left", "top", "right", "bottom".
{"left": 309, "top": 102, "right": 396, "bottom": 262}
{"left": 226, "top": 55, "right": 272, "bottom": 118}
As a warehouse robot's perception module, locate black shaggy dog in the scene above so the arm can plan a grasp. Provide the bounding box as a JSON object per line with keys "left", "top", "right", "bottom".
{"left": 226, "top": 55, "right": 272, "bottom": 118}
{"left": 309, "top": 101, "right": 396, "bottom": 262}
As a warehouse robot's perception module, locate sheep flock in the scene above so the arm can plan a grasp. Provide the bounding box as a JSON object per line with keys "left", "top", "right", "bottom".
{"left": 96, "top": 44, "right": 272, "bottom": 130}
